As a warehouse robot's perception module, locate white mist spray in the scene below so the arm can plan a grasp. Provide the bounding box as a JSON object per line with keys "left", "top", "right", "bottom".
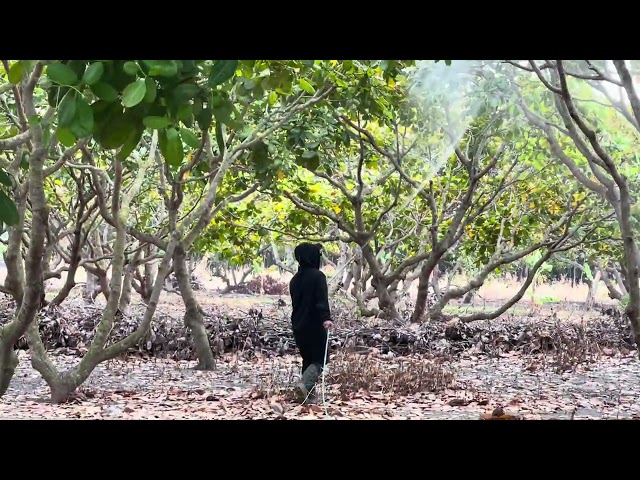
{"left": 398, "top": 60, "right": 498, "bottom": 208}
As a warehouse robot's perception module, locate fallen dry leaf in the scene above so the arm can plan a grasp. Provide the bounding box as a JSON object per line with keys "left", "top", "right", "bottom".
{"left": 0, "top": 298, "right": 638, "bottom": 420}
{"left": 270, "top": 402, "right": 284, "bottom": 415}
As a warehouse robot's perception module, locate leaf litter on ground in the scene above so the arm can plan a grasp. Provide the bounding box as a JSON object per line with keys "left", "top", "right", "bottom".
{"left": 1, "top": 297, "right": 639, "bottom": 419}
{"left": 1, "top": 348, "right": 639, "bottom": 419}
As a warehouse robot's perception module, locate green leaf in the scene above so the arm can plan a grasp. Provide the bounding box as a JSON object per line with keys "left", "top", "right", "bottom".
{"left": 212, "top": 97, "right": 234, "bottom": 126}
{"left": 28, "top": 115, "right": 41, "bottom": 127}
{"left": 144, "top": 60, "right": 178, "bottom": 77}
{"left": 209, "top": 60, "right": 238, "bottom": 87}
{"left": 176, "top": 104, "right": 193, "bottom": 122}
{"left": 0, "top": 170, "right": 12, "bottom": 187}
{"left": 250, "top": 140, "right": 270, "bottom": 169}
{"left": 122, "top": 79, "right": 147, "bottom": 108}
{"left": 196, "top": 107, "right": 212, "bottom": 132}
{"left": 179, "top": 128, "right": 200, "bottom": 149}
{"left": 98, "top": 110, "right": 136, "bottom": 150}
{"left": 67, "top": 60, "right": 88, "bottom": 79}
{"left": 296, "top": 150, "right": 320, "bottom": 171}
{"left": 91, "top": 101, "right": 118, "bottom": 133}
{"left": 116, "top": 124, "right": 144, "bottom": 161}
{"left": 181, "top": 113, "right": 194, "bottom": 128}
{"left": 299, "top": 79, "right": 315, "bottom": 94}
{"left": 58, "top": 92, "right": 77, "bottom": 127}
{"left": 584, "top": 263, "right": 594, "bottom": 282}
{"left": 215, "top": 122, "right": 225, "bottom": 155}
{"left": 243, "top": 78, "right": 256, "bottom": 90}
{"left": 144, "top": 77, "right": 157, "bottom": 103}
{"left": 181, "top": 60, "right": 198, "bottom": 76}
{"left": 57, "top": 127, "right": 77, "bottom": 147}
{"left": 159, "top": 128, "right": 183, "bottom": 167}
{"left": 8, "top": 62, "right": 24, "bottom": 85}
{"left": 0, "top": 190, "right": 19, "bottom": 226}
{"left": 268, "top": 91, "right": 277, "bottom": 106}
{"left": 82, "top": 62, "right": 104, "bottom": 86}
{"left": 91, "top": 82, "right": 119, "bottom": 102}
{"left": 192, "top": 97, "right": 203, "bottom": 115}
{"left": 143, "top": 116, "right": 173, "bottom": 129}
{"left": 123, "top": 61, "right": 139, "bottom": 76}
{"left": 46, "top": 63, "right": 79, "bottom": 86}
{"left": 69, "top": 97, "right": 94, "bottom": 138}
{"left": 172, "top": 83, "right": 201, "bottom": 102}
{"left": 48, "top": 86, "right": 65, "bottom": 107}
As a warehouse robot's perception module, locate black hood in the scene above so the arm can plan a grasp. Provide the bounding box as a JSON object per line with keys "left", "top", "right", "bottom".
{"left": 294, "top": 243, "right": 322, "bottom": 270}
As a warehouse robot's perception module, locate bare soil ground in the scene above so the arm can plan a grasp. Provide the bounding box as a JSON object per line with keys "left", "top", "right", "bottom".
{"left": 0, "top": 267, "right": 635, "bottom": 420}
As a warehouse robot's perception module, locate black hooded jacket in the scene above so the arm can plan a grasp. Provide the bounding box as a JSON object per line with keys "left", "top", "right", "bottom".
{"left": 289, "top": 243, "right": 331, "bottom": 332}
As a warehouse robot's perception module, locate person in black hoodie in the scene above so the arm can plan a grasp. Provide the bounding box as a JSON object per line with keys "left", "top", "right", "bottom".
{"left": 289, "top": 242, "right": 333, "bottom": 402}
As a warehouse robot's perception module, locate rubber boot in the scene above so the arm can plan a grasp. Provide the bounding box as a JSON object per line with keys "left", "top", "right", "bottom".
{"left": 295, "top": 364, "right": 320, "bottom": 404}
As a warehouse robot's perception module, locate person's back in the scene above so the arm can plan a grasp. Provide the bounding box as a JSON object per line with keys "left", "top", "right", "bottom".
{"left": 288, "top": 243, "right": 332, "bottom": 403}
{"left": 290, "top": 260, "right": 329, "bottom": 332}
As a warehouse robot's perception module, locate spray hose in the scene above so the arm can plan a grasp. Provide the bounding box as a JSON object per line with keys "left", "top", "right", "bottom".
{"left": 298, "top": 329, "right": 333, "bottom": 419}
{"left": 317, "top": 253, "right": 357, "bottom": 420}
{"left": 321, "top": 328, "right": 333, "bottom": 419}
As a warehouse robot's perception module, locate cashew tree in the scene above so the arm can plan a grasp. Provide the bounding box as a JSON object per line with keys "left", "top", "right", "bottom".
{"left": 506, "top": 60, "right": 640, "bottom": 354}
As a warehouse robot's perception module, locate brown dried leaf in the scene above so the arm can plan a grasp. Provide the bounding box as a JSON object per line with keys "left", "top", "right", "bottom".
{"left": 491, "top": 406, "right": 505, "bottom": 417}
{"left": 270, "top": 402, "right": 284, "bottom": 415}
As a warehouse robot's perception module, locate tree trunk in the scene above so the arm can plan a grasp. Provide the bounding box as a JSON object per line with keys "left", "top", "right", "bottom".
{"left": 0, "top": 343, "right": 18, "bottom": 397}
{"left": 411, "top": 256, "right": 440, "bottom": 323}
{"left": 412, "top": 270, "right": 431, "bottom": 322}
{"left": 357, "top": 245, "right": 400, "bottom": 320}
{"left": 96, "top": 269, "right": 110, "bottom": 301}
{"left": 84, "top": 271, "right": 99, "bottom": 301}
{"left": 174, "top": 245, "right": 215, "bottom": 370}
{"left": 601, "top": 269, "right": 624, "bottom": 301}
{"left": 585, "top": 270, "right": 601, "bottom": 310}
{"left": 606, "top": 266, "right": 628, "bottom": 299}
{"left": 142, "top": 246, "right": 157, "bottom": 302}
{"left": 50, "top": 382, "right": 75, "bottom": 404}
{"left": 329, "top": 244, "right": 349, "bottom": 295}
{"left": 342, "top": 271, "right": 354, "bottom": 294}
{"left": 462, "top": 291, "right": 475, "bottom": 304}
{"left": 430, "top": 266, "right": 441, "bottom": 299}
{"left": 32, "top": 245, "right": 176, "bottom": 404}
{"left": 49, "top": 205, "right": 86, "bottom": 306}
{"left": 0, "top": 70, "right": 49, "bottom": 399}
{"left": 118, "top": 248, "right": 142, "bottom": 314}
{"left": 118, "top": 264, "right": 134, "bottom": 314}
{"left": 371, "top": 275, "right": 400, "bottom": 321}
{"left": 27, "top": 321, "right": 79, "bottom": 404}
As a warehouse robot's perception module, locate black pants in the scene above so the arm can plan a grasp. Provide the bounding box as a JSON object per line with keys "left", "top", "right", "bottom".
{"left": 293, "top": 327, "right": 329, "bottom": 373}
